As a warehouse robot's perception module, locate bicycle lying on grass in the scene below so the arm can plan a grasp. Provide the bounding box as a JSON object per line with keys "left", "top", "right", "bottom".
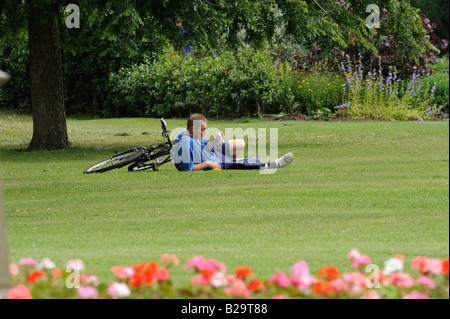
{"left": 83, "top": 118, "right": 172, "bottom": 173}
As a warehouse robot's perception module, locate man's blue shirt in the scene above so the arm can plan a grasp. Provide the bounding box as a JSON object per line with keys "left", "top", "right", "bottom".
{"left": 172, "top": 129, "right": 220, "bottom": 171}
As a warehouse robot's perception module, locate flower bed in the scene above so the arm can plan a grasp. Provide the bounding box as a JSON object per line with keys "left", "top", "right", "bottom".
{"left": 5, "top": 249, "right": 448, "bottom": 299}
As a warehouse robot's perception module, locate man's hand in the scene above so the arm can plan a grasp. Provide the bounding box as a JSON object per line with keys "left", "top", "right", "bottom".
{"left": 192, "top": 161, "right": 221, "bottom": 171}
{"left": 208, "top": 161, "right": 222, "bottom": 170}
{"left": 205, "top": 131, "right": 225, "bottom": 152}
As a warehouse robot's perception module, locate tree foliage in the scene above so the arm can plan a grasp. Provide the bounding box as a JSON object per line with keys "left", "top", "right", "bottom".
{"left": 0, "top": 0, "right": 439, "bottom": 121}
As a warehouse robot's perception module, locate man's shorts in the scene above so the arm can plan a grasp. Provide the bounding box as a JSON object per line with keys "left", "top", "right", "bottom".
{"left": 216, "top": 141, "right": 266, "bottom": 170}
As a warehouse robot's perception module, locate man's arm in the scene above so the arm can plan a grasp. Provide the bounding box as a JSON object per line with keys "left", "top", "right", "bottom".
{"left": 205, "top": 131, "right": 225, "bottom": 152}
{"left": 192, "top": 161, "right": 221, "bottom": 171}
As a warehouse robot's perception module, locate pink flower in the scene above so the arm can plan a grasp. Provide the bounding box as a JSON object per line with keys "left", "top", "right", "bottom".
{"left": 417, "top": 276, "right": 436, "bottom": 289}
{"left": 226, "top": 274, "right": 237, "bottom": 282}
{"left": 412, "top": 256, "right": 428, "bottom": 270}
{"left": 388, "top": 273, "right": 414, "bottom": 288}
{"left": 107, "top": 282, "right": 131, "bottom": 298}
{"left": 18, "top": 258, "right": 36, "bottom": 266}
{"left": 343, "top": 272, "right": 367, "bottom": 286}
{"left": 351, "top": 255, "right": 372, "bottom": 268}
{"left": 9, "top": 263, "right": 19, "bottom": 276}
{"left": 330, "top": 279, "right": 346, "bottom": 293}
{"left": 7, "top": 284, "right": 33, "bottom": 299}
{"left": 347, "top": 249, "right": 361, "bottom": 260}
{"left": 290, "top": 274, "right": 302, "bottom": 288}
{"left": 268, "top": 273, "right": 290, "bottom": 287}
{"left": 154, "top": 268, "right": 169, "bottom": 281}
{"left": 204, "top": 259, "right": 227, "bottom": 273}
{"left": 205, "top": 259, "right": 219, "bottom": 272}
{"left": 404, "top": 291, "right": 429, "bottom": 299}
{"left": 111, "top": 265, "right": 135, "bottom": 280}
{"left": 290, "top": 274, "right": 317, "bottom": 289}
{"left": 160, "top": 253, "right": 170, "bottom": 264}
{"left": 224, "top": 280, "right": 250, "bottom": 298}
{"left": 79, "top": 274, "right": 100, "bottom": 286}
{"left": 160, "top": 253, "right": 179, "bottom": 266}
{"left": 291, "top": 261, "right": 310, "bottom": 277}
{"left": 184, "top": 255, "right": 207, "bottom": 271}
{"left": 192, "top": 274, "right": 209, "bottom": 286}
{"left": 272, "top": 294, "right": 285, "bottom": 299}
{"left": 77, "top": 286, "right": 98, "bottom": 299}
{"left": 184, "top": 256, "right": 226, "bottom": 274}
{"left": 422, "top": 259, "right": 443, "bottom": 275}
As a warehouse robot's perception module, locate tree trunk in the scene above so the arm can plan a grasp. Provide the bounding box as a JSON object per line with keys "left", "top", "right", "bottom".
{"left": 27, "top": 2, "right": 68, "bottom": 151}
{"left": 256, "top": 101, "right": 264, "bottom": 120}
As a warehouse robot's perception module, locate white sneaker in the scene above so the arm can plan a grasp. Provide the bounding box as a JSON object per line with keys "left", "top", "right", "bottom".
{"left": 273, "top": 152, "right": 294, "bottom": 169}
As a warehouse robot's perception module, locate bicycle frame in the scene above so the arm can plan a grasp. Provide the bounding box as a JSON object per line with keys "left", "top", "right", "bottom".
{"left": 84, "top": 118, "right": 173, "bottom": 173}
{"left": 127, "top": 118, "right": 173, "bottom": 172}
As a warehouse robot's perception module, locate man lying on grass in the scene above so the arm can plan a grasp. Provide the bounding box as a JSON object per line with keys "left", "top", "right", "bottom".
{"left": 172, "top": 113, "right": 293, "bottom": 171}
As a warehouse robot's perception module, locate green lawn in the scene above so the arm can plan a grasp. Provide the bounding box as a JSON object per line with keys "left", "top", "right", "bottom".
{"left": 0, "top": 112, "right": 448, "bottom": 286}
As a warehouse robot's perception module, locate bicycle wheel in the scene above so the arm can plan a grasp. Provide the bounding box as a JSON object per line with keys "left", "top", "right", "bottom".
{"left": 84, "top": 149, "right": 145, "bottom": 173}
{"left": 128, "top": 146, "right": 171, "bottom": 172}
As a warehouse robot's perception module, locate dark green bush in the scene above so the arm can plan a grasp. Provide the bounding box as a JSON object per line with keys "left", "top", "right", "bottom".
{"left": 279, "top": 66, "right": 346, "bottom": 117}
{"left": 110, "top": 48, "right": 287, "bottom": 118}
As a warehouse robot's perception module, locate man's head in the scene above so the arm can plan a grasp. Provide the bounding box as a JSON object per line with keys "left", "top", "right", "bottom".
{"left": 187, "top": 113, "right": 207, "bottom": 140}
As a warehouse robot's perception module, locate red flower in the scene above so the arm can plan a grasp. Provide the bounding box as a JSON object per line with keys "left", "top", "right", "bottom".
{"left": 317, "top": 266, "right": 340, "bottom": 280}
{"left": 442, "top": 259, "right": 449, "bottom": 275}
{"left": 247, "top": 279, "right": 266, "bottom": 292}
{"left": 129, "top": 261, "right": 158, "bottom": 287}
{"left": 235, "top": 266, "right": 252, "bottom": 279}
{"left": 27, "top": 270, "right": 45, "bottom": 284}
{"left": 201, "top": 269, "right": 215, "bottom": 280}
{"left": 313, "top": 280, "right": 335, "bottom": 295}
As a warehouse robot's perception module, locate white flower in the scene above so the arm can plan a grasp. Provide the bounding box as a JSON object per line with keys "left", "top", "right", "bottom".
{"left": 65, "top": 259, "right": 85, "bottom": 272}
{"left": 210, "top": 272, "right": 228, "bottom": 288}
{"left": 107, "top": 282, "right": 131, "bottom": 299}
{"left": 383, "top": 258, "right": 404, "bottom": 276}
{"left": 36, "top": 258, "right": 56, "bottom": 270}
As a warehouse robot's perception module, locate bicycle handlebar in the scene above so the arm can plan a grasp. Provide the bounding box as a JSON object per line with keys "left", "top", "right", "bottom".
{"left": 160, "top": 118, "right": 172, "bottom": 147}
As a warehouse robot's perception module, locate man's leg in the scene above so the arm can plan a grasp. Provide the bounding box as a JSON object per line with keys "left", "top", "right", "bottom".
{"left": 214, "top": 139, "right": 245, "bottom": 164}
{"left": 221, "top": 153, "right": 294, "bottom": 170}
{"left": 223, "top": 156, "right": 266, "bottom": 170}
{"left": 227, "top": 139, "right": 245, "bottom": 160}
